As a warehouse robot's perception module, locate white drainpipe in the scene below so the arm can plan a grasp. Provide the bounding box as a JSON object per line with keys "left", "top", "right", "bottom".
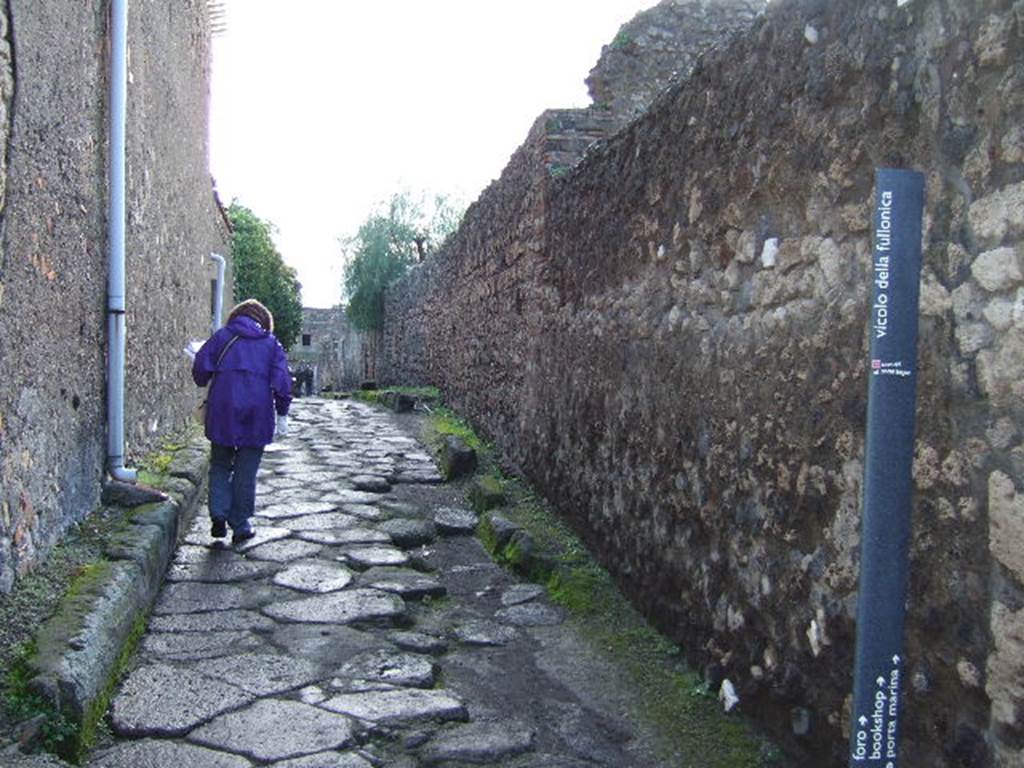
{"left": 107, "top": 0, "right": 136, "bottom": 482}
{"left": 209, "top": 253, "right": 226, "bottom": 330}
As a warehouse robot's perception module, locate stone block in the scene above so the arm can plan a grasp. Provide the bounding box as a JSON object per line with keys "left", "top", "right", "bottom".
{"left": 989, "top": 471, "right": 1024, "bottom": 579}
{"left": 469, "top": 475, "right": 506, "bottom": 512}
{"left": 439, "top": 436, "right": 477, "bottom": 480}
{"left": 972, "top": 246, "right": 1024, "bottom": 293}
{"left": 969, "top": 181, "right": 1024, "bottom": 248}
{"left": 101, "top": 481, "right": 167, "bottom": 508}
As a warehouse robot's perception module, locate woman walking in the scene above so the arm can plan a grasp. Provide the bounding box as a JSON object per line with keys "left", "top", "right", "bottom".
{"left": 192, "top": 299, "right": 292, "bottom": 544}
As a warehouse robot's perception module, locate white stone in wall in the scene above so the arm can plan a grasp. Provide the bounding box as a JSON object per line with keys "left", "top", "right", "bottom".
{"left": 976, "top": 333, "right": 1024, "bottom": 406}
{"left": 918, "top": 269, "right": 952, "bottom": 317}
{"left": 988, "top": 470, "right": 1024, "bottom": 578}
{"left": 983, "top": 297, "right": 1016, "bottom": 331}
{"left": 817, "top": 238, "right": 844, "bottom": 289}
{"left": 760, "top": 237, "right": 779, "bottom": 268}
{"left": 1001, "top": 124, "right": 1024, "bottom": 164}
{"left": 1014, "top": 287, "right": 1024, "bottom": 330}
{"left": 986, "top": 601, "right": 1024, "bottom": 733}
{"left": 952, "top": 281, "right": 984, "bottom": 324}
{"left": 971, "top": 245, "right": 1024, "bottom": 292}
{"left": 955, "top": 321, "right": 994, "bottom": 355}
{"left": 736, "top": 230, "right": 757, "bottom": 264}
{"left": 968, "top": 181, "right": 1024, "bottom": 248}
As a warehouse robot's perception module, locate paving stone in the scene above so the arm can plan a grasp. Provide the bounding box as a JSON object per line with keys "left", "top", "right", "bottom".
{"left": 173, "top": 544, "right": 230, "bottom": 564}
{"left": 257, "top": 501, "right": 339, "bottom": 519}
{"left": 189, "top": 699, "right": 356, "bottom": 763}
{"left": 495, "top": 603, "right": 565, "bottom": 627}
{"left": 500, "top": 584, "right": 547, "bottom": 607}
{"left": 296, "top": 527, "right": 391, "bottom": 546}
{"left": 359, "top": 567, "right": 446, "bottom": 600}
{"left": 148, "top": 609, "right": 276, "bottom": 633}
{"left": 274, "top": 561, "right": 354, "bottom": 593}
{"left": 341, "top": 504, "right": 387, "bottom": 521}
{"left": 453, "top": 620, "right": 518, "bottom": 647}
{"left": 341, "top": 546, "right": 410, "bottom": 570}
{"left": 271, "top": 624, "right": 390, "bottom": 667}
{"left": 433, "top": 507, "right": 479, "bottom": 535}
{"left": 350, "top": 475, "right": 392, "bottom": 493}
{"left": 232, "top": 526, "right": 293, "bottom": 552}
{"left": 246, "top": 539, "right": 324, "bottom": 562}
{"left": 387, "top": 630, "right": 449, "bottom": 656}
{"left": 201, "top": 652, "right": 322, "bottom": 696}
{"left": 165, "top": 557, "right": 276, "bottom": 583}
{"left": 419, "top": 721, "right": 536, "bottom": 765}
{"left": 379, "top": 518, "right": 437, "bottom": 548}
{"left": 110, "top": 664, "right": 254, "bottom": 737}
{"left": 88, "top": 739, "right": 253, "bottom": 768}
{"left": 289, "top": 471, "right": 342, "bottom": 485}
{"left": 141, "top": 630, "right": 267, "bottom": 661}
{"left": 263, "top": 588, "right": 406, "bottom": 625}
{"left": 322, "top": 489, "right": 383, "bottom": 506}
{"left": 320, "top": 689, "right": 468, "bottom": 726}
{"left": 283, "top": 512, "right": 360, "bottom": 531}
{"left": 335, "top": 649, "right": 437, "bottom": 689}
{"left": 153, "top": 582, "right": 263, "bottom": 614}
{"left": 271, "top": 753, "right": 374, "bottom": 768}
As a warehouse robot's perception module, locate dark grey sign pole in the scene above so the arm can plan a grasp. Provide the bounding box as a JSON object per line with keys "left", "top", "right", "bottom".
{"left": 848, "top": 168, "right": 925, "bottom": 768}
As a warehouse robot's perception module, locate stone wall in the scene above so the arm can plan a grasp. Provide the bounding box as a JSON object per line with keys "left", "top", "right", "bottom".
{"left": 0, "top": 1, "right": 229, "bottom": 592}
{"left": 586, "top": 0, "right": 766, "bottom": 131}
{"left": 381, "top": 0, "right": 1024, "bottom": 765}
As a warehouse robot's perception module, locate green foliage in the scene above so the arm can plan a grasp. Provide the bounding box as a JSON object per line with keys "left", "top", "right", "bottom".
{"left": 227, "top": 201, "right": 304, "bottom": 349}
{"left": 424, "top": 406, "right": 484, "bottom": 453}
{"left": 341, "top": 191, "right": 464, "bottom": 331}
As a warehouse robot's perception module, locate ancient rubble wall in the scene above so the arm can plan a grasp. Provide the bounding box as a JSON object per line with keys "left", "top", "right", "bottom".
{"left": 381, "top": 0, "right": 1024, "bottom": 765}
{"left": 0, "top": 1, "right": 230, "bottom": 591}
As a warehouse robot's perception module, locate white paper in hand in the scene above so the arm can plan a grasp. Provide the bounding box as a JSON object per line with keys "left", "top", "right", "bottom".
{"left": 183, "top": 339, "right": 203, "bottom": 361}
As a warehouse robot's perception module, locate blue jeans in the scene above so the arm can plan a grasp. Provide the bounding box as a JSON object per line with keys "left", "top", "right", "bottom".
{"left": 208, "top": 443, "right": 265, "bottom": 534}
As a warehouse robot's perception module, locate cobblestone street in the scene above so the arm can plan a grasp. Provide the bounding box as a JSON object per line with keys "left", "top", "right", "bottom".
{"left": 84, "top": 398, "right": 660, "bottom": 768}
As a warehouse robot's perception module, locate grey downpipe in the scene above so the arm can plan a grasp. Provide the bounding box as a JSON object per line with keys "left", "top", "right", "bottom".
{"left": 106, "top": 0, "right": 136, "bottom": 482}
{"left": 210, "top": 253, "right": 226, "bottom": 330}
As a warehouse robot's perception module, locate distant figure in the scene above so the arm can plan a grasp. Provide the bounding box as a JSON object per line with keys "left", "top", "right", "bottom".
{"left": 192, "top": 299, "right": 292, "bottom": 544}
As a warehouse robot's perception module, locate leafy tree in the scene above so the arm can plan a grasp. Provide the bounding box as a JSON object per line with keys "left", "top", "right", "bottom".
{"left": 341, "top": 191, "right": 463, "bottom": 331}
{"left": 227, "top": 201, "right": 303, "bottom": 350}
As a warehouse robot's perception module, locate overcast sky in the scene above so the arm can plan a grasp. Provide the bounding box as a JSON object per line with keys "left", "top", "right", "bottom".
{"left": 210, "top": 1, "right": 654, "bottom": 308}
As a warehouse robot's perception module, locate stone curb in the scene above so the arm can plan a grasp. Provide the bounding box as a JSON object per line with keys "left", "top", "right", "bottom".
{"left": 24, "top": 436, "right": 208, "bottom": 758}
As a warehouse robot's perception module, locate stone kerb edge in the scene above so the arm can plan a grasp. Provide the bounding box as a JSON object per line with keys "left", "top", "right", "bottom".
{"left": 24, "top": 435, "right": 209, "bottom": 759}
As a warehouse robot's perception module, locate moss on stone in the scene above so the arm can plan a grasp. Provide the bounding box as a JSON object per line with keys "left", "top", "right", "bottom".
{"left": 468, "top": 473, "right": 506, "bottom": 512}
{"left": 475, "top": 475, "right": 786, "bottom": 766}
{"left": 77, "top": 611, "right": 147, "bottom": 759}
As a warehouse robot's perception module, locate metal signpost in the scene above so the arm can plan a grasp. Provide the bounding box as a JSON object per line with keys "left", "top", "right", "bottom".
{"left": 848, "top": 168, "right": 925, "bottom": 768}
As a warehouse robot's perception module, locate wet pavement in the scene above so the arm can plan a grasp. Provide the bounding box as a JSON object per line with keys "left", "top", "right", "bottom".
{"left": 84, "top": 398, "right": 662, "bottom": 768}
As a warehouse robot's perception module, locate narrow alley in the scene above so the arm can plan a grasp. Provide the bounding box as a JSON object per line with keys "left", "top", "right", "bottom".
{"left": 83, "top": 398, "right": 665, "bottom": 768}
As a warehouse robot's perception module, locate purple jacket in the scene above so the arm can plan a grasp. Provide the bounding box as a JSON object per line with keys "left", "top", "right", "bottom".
{"left": 192, "top": 315, "right": 292, "bottom": 447}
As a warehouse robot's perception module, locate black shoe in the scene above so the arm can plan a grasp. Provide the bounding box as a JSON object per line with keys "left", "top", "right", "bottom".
{"left": 232, "top": 528, "right": 256, "bottom": 545}
{"left": 211, "top": 519, "right": 227, "bottom": 538}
